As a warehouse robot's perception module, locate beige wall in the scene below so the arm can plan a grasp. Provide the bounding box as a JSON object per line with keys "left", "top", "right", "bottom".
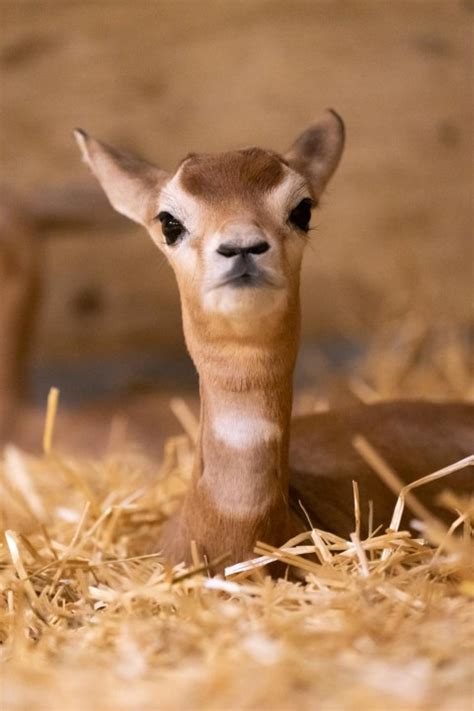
{"left": 1, "top": 0, "right": 472, "bottom": 362}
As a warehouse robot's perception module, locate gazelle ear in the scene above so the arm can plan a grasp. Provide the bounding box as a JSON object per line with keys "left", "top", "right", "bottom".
{"left": 74, "top": 130, "right": 169, "bottom": 226}
{"left": 285, "top": 109, "right": 345, "bottom": 198}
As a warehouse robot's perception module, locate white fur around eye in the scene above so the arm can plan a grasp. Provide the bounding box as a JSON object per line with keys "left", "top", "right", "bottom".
{"left": 265, "top": 170, "right": 310, "bottom": 226}
{"left": 156, "top": 168, "right": 204, "bottom": 235}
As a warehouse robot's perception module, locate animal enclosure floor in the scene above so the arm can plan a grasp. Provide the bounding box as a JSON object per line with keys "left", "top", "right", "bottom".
{"left": 1, "top": 413, "right": 473, "bottom": 711}
{"left": 1, "top": 322, "right": 473, "bottom": 710}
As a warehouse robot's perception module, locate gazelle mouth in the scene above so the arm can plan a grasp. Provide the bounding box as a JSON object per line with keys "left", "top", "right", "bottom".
{"left": 230, "top": 273, "right": 267, "bottom": 288}
{"left": 217, "top": 269, "right": 275, "bottom": 289}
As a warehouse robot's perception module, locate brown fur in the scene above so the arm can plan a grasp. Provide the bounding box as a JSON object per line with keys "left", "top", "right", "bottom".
{"left": 160, "top": 485, "right": 292, "bottom": 571}
{"left": 157, "top": 354, "right": 298, "bottom": 565}
{"left": 290, "top": 401, "right": 474, "bottom": 538}
{"left": 179, "top": 148, "right": 287, "bottom": 204}
{"left": 159, "top": 395, "right": 474, "bottom": 567}
{"left": 75, "top": 112, "right": 473, "bottom": 573}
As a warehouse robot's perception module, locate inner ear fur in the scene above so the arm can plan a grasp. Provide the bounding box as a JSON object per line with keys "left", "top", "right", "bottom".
{"left": 74, "top": 130, "right": 169, "bottom": 226}
{"left": 285, "top": 109, "right": 345, "bottom": 198}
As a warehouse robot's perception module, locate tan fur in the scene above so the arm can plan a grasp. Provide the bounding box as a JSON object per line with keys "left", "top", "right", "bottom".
{"left": 75, "top": 111, "right": 473, "bottom": 571}
{"left": 290, "top": 401, "right": 474, "bottom": 538}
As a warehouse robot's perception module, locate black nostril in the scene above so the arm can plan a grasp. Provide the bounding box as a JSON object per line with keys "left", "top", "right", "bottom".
{"left": 217, "top": 241, "right": 270, "bottom": 258}
{"left": 216, "top": 243, "right": 240, "bottom": 258}
{"left": 247, "top": 241, "right": 270, "bottom": 256}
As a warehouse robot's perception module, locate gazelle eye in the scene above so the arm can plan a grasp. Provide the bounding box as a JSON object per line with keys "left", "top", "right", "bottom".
{"left": 157, "top": 211, "right": 185, "bottom": 245}
{"left": 288, "top": 198, "right": 313, "bottom": 232}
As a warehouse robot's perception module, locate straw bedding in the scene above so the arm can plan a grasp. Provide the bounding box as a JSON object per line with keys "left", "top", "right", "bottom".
{"left": 1, "top": 323, "right": 473, "bottom": 711}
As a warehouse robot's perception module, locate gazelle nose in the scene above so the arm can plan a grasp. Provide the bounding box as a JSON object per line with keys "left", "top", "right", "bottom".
{"left": 216, "top": 241, "right": 270, "bottom": 258}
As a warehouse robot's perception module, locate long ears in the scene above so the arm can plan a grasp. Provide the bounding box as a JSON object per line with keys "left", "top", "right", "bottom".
{"left": 74, "top": 130, "right": 169, "bottom": 226}
{"left": 285, "top": 109, "right": 345, "bottom": 198}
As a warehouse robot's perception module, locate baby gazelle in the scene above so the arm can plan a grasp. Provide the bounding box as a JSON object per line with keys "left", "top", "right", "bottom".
{"left": 75, "top": 111, "right": 473, "bottom": 567}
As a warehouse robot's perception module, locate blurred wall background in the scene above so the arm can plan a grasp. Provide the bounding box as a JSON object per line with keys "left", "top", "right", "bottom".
{"left": 1, "top": 0, "right": 472, "bottom": 402}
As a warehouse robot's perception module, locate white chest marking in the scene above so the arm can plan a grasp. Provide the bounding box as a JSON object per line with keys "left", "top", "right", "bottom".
{"left": 212, "top": 411, "right": 280, "bottom": 450}
{"left": 203, "top": 410, "right": 282, "bottom": 516}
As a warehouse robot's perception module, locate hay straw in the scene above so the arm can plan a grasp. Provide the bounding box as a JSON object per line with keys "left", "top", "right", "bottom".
{"left": 169, "top": 397, "right": 199, "bottom": 444}
{"left": 3, "top": 446, "right": 46, "bottom": 522}
{"left": 42, "top": 386, "right": 59, "bottom": 455}
{"left": 353, "top": 436, "right": 473, "bottom": 557}
{"left": 1, "top": 434, "right": 472, "bottom": 710}
{"left": 1, "top": 326, "right": 473, "bottom": 710}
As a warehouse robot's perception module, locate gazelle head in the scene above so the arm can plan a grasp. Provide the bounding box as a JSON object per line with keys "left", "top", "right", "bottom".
{"left": 75, "top": 111, "right": 344, "bottom": 382}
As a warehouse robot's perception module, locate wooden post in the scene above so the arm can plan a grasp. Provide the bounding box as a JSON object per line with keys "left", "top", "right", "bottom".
{"left": 0, "top": 193, "right": 40, "bottom": 443}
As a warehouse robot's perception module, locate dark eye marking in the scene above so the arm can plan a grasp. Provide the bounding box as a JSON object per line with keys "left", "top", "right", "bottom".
{"left": 156, "top": 211, "right": 185, "bottom": 246}
{"left": 288, "top": 198, "right": 314, "bottom": 233}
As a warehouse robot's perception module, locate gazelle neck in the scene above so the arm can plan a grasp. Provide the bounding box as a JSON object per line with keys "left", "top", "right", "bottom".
{"left": 163, "top": 303, "right": 301, "bottom": 566}
{"left": 196, "top": 368, "right": 293, "bottom": 509}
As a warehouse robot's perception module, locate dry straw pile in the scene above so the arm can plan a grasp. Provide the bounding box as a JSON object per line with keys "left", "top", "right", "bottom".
{"left": 1, "top": 319, "right": 473, "bottom": 710}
